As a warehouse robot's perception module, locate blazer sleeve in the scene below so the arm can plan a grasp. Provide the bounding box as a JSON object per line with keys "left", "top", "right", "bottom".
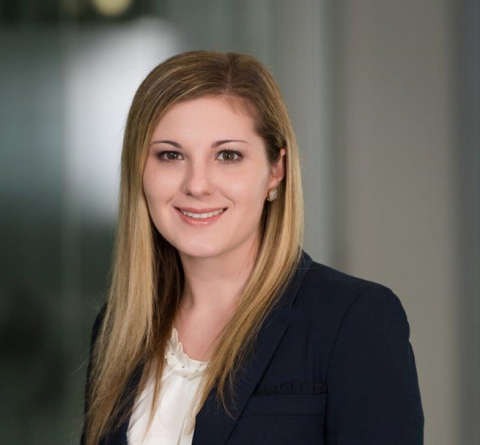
{"left": 325, "top": 285, "right": 425, "bottom": 445}
{"left": 80, "top": 303, "right": 107, "bottom": 445}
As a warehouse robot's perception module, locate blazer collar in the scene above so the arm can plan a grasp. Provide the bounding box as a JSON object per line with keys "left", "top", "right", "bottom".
{"left": 106, "top": 249, "right": 313, "bottom": 445}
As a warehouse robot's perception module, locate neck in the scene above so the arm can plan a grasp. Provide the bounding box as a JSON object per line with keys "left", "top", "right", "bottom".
{"left": 178, "top": 239, "right": 260, "bottom": 320}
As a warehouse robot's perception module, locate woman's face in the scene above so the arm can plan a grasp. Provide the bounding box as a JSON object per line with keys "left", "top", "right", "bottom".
{"left": 143, "top": 95, "right": 285, "bottom": 260}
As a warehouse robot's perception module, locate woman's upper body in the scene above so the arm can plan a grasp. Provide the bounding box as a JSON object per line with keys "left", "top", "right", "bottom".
{"left": 81, "top": 249, "right": 425, "bottom": 445}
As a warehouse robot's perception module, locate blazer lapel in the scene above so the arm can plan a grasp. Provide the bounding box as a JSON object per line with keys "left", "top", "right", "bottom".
{"left": 192, "top": 250, "right": 313, "bottom": 445}
{"left": 192, "top": 316, "right": 290, "bottom": 445}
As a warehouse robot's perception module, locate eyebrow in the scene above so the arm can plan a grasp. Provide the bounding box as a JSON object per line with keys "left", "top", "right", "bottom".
{"left": 149, "top": 139, "right": 249, "bottom": 148}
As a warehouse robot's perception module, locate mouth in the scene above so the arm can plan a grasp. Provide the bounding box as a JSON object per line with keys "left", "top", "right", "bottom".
{"left": 174, "top": 206, "right": 228, "bottom": 226}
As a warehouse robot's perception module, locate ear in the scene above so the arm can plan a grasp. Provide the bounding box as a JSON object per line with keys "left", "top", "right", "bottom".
{"left": 268, "top": 148, "right": 286, "bottom": 189}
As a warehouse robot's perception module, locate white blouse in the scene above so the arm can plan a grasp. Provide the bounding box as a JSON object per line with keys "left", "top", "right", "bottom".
{"left": 127, "top": 326, "right": 209, "bottom": 445}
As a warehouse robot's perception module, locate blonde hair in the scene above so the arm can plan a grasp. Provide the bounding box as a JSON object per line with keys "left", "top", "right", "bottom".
{"left": 82, "top": 50, "right": 305, "bottom": 445}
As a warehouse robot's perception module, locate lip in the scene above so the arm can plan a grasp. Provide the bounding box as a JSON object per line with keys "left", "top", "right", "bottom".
{"left": 175, "top": 206, "right": 227, "bottom": 213}
{"left": 174, "top": 206, "right": 227, "bottom": 226}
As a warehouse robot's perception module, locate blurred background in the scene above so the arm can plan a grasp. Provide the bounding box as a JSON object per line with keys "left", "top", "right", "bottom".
{"left": 0, "top": 0, "right": 478, "bottom": 444}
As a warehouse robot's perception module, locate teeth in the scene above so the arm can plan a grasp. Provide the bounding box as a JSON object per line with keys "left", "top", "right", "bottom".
{"left": 180, "top": 208, "right": 225, "bottom": 219}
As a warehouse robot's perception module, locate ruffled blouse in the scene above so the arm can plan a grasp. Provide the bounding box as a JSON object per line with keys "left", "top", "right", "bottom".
{"left": 127, "top": 326, "right": 209, "bottom": 445}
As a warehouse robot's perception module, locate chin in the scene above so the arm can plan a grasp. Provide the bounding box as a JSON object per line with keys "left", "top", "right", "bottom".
{"left": 175, "top": 243, "right": 225, "bottom": 259}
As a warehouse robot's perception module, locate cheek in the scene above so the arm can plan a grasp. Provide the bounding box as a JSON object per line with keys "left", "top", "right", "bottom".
{"left": 226, "top": 171, "right": 268, "bottom": 212}
{"left": 143, "top": 162, "right": 173, "bottom": 200}
{"left": 142, "top": 167, "right": 157, "bottom": 203}
{"left": 143, "top": 170, "right": 168, "bottom": 217}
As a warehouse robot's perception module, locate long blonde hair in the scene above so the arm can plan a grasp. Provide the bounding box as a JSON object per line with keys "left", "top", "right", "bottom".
{"left": 82, "top": 50, "right": 305, "bottom": 445}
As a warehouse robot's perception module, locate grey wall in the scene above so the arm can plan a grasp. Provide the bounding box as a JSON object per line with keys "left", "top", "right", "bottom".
{"left": 334, "top": 1, "right": 479, "bottom": 444}
{"left": 457, "top": 1, "right": 480, "bottom": 444}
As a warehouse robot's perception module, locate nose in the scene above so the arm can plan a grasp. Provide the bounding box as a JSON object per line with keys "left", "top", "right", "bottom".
{"left": 181, "top": 159, "right": 215, "bottom": 197}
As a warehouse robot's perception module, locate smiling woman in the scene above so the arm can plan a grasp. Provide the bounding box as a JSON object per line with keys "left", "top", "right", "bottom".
{"left": 80, "top": 50, "right": 424, "bottom": 445}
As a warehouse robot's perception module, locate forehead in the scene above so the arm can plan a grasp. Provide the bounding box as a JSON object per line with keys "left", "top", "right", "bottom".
{"left": 153, "top": 96, "right": 257, "bottom": 135}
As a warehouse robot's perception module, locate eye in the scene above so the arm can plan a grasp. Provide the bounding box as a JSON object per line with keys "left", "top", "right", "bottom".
{"left": 155, "top": 151, "right": 183, "bottom": 163}
{"left": 217, "top": 149, "right": 243, "bottom": 164}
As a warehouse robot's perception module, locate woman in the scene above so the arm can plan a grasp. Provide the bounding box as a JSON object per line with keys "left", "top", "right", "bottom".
{"left": 81, "top": 50, "right": 424, "bottom": 445}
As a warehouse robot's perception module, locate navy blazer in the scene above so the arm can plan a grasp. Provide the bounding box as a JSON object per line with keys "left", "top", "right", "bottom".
{"left": 81, "top": 250, "right": 424, "bottom": 444}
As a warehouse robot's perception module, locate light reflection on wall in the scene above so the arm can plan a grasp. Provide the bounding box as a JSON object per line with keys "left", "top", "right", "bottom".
{"left": 64, "top": 17, "right": 180, "bottom": 225}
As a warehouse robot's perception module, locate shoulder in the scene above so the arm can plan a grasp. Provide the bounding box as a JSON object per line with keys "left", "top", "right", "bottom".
{"left": 289, "top": 259, "right": 413, "bottom": 383}
{"left": 294, "top": 260, "right": 410, "bottom": 338}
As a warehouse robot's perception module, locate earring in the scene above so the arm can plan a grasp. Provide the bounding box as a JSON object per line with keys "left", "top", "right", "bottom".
{"left": 266, "top": 187, "right": 277, "bottom": 202}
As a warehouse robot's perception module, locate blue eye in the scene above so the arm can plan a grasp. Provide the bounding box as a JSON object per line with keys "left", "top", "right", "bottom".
{"left": 155, "top": 149, "right": 244, "bottom": 165}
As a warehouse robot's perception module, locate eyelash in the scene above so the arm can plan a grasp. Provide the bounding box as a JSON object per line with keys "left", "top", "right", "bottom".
{"left": 155, "top": 149, "right": 244, "bottom": 165}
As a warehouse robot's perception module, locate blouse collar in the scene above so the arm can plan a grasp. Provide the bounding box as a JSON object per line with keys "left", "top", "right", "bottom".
{"left": 165, "top": 326, "right": 209, "bottom": 378}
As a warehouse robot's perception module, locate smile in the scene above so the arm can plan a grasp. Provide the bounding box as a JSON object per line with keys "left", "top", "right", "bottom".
{"left": 180, "top": 208, "right": 225, "bottom": 218}
{"left": 174, "top": 207, "right": 228, "bottom": 226}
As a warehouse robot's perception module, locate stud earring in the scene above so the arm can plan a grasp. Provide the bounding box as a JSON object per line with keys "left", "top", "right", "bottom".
{"left": 266, "top": 187, "right": 277, "bottom": 202}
